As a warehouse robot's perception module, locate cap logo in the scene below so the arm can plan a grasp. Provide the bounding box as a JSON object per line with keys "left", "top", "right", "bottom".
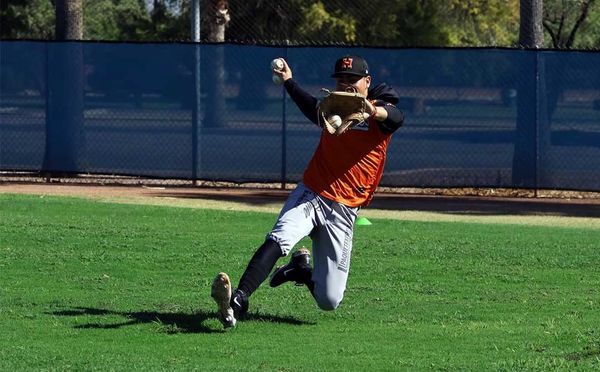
{"left": 341, "top": 58, "right": 353, "bottom": 70}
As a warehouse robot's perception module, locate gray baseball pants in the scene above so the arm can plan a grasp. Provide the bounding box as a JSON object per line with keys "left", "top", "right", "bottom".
{"left": 267, "top": 183, "right": 358, "bottom": 310}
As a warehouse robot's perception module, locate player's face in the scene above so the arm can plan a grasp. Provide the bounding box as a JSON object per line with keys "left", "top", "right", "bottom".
{"left": 335, "top": 75, "right": 371, "bottom": 95}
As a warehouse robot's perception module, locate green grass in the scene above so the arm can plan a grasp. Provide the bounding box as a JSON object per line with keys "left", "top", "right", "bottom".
{"left": 1, "top": 194, "right": 599, "bottom": 371}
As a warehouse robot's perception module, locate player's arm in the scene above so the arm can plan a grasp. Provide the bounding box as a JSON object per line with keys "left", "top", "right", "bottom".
{"left": 367, "top": 83, "right": 404, "bottom": 134}
{"left": 273, "top": 58, "right": 320, "bottom": 125}
{"left": 284, "top": 79, "right": 319, "bottom": 125}
{"left": 372, "top": 100, "right": 404, "bottom": 134}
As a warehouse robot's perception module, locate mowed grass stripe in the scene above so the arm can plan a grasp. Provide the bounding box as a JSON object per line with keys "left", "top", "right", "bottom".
{"left": 1, "top": 194, "right": 599, "bottom": 371}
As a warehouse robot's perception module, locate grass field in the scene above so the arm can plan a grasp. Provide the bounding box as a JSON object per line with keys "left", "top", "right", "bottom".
{"left": 1, "top": 194, "right": 599, "bottom": 371}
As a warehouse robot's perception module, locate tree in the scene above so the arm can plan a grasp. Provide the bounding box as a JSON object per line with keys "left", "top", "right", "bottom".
{"left": 147, "top": 0, "right": 188, "bottom": 40}
{"left": 296, "top": 1, "right": 358, "bottom": 43}
{"left": 519, "top": 0, "right": 545, "bottom": 47}
{"left": 0, "top": 0, "right": 55, "bottom": 39}
{"left": 3, "top": 0, "right": 600, "bottom": 47}
{"left": 225, "top": 0, "right": 520, "bottom": 47}
{"left": 84, "top": 0, "right": 151, "bottom": 40}
{"left": 442, "top": 0, "right": 520, "bottom": 46}
{"left": 55, "top": 0, "right": 83, "bottom": 39}
{"left": 568, "top": 1, "right": 600, "bottom": 47}
{"left": 348, "top": 0, "right": 519, "bottom": 47}
{"left": 226, "top": 0, "right": 308, "bottom": 44}
{"left": 543, "top": 0, "right": 597, "bottom": 48}
{"left": 292, "top": 0, "right": 447, "bottom": 46}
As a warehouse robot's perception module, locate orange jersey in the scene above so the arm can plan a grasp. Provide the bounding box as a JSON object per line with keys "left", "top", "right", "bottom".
{"left": 303, "top": 117, "right": 392, "bottom": 207}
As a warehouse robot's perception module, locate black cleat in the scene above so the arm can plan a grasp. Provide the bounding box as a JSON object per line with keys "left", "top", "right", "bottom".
{"left": 230, "top": 289, "right": 249, "bottom": 319}
{"left": 269, "top": 248, "right": 312, "bottom": 287}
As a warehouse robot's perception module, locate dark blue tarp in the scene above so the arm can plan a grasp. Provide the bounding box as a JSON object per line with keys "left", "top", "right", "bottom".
{"left": 1, "top": 40, "right": 599, "bottom": 191}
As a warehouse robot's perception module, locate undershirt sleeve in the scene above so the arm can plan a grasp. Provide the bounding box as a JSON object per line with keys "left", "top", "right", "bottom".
{"left": 284, "top": 79, "right": 320, "bottom": 125}
{"left": 375, "top": 101, "right": 404, "bottom": 134}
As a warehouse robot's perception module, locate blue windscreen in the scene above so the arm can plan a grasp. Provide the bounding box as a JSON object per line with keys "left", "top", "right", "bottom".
{"left": 1, "top": 41, "right": 599, "bottom": 191}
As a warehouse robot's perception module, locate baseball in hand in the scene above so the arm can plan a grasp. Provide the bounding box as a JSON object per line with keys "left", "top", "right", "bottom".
{"left": 329, "top": 115, "right": 342, "bottom": 128}
{"left": 271, "top": 58, "right": 284, "bottom": 70}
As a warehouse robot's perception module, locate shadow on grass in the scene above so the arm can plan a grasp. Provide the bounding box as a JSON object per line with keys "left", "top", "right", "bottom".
{"left": 565, "top": 347, "right": 600, "bottom": 361}
{"left": 49, "top": 307, "right": 315, "bottom": 334}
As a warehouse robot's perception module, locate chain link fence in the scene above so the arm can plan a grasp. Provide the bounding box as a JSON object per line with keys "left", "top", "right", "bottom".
{"left": 8, "top": 1, "right": 597, "bottom": 48}
{"left": 2, "top": 1, "right": 599, "bottom": 191}
{"left": 1, "top": 40, "right": 600, "bottom": 191}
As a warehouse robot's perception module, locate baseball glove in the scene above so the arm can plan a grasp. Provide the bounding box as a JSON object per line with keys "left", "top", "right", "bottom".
{"left": 318, "top": 88, "right": 369, "bottom": 135}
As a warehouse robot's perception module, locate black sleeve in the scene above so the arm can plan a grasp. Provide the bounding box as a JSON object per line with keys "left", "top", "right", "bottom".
{"left": 375, "top": 101, "right": 404, "bottom": 134}
{"left": 284, "top": 79, "right": 319, "bottom": 125}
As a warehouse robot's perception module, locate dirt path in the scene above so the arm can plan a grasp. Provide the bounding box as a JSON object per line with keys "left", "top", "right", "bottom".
{"left": 1, "top": 182, "right": 599, "bottom": 229}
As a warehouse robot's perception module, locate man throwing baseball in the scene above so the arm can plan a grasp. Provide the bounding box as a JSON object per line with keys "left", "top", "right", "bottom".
{"left": 211, "top": 55, "right": 404, "bottom": 328}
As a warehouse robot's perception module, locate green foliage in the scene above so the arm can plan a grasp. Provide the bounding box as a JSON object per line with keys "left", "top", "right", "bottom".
{"left": 0, "top": 0, "right": 55, "bottom": 39}
{"left": 0, "top": 0, "right": 181, "bottom": 41}
{"left": 1, "top": 0, "right": 599, "bottom": 48}
{"left": 544, "top": 0, "right": 599, "bottom": 48}
{"left": 85, "top": 0, "right": 151, "bottom": 41}
{"left": 1, "top": 194, "right": 600, "bottom": 370}
{"left": 352, "top": 0, "right": 452, "bottom": 46}
{"left": 148, "top": 0, "right": 189, "bottom": 41}
{"left": 273, "top": 0, "right": 520, "bottom": 46}
{"left": 581, "top": 6, "right": 600, "bottom": 47}
{"left": 226, "top": 0, "right": 310, "bottom": 43}
{"left": 441, "top": 0, "right": 520, "bottom": 46}
{"left": 297, "top": 2, "right": 357, "bottom": 43}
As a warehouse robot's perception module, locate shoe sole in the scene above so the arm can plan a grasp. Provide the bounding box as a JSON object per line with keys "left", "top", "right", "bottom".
{"left": 211, "top": 272, "right": 236, "bottom": 328}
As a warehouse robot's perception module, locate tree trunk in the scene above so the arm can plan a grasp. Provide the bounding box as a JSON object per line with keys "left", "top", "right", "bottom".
{"left": 512, "top": 0, "right": 544, "bottom": 188}
{"left": 519, "top": 0, "right": 544, "bottom": 48}
{"left": 55, "top": 0, "right": 83, "bottom": 40}
{"left": 202, "top": 0, "right": 229, "bottom": 128}
{"left": 43, "top": 0, "right": 84, "bottom": 174}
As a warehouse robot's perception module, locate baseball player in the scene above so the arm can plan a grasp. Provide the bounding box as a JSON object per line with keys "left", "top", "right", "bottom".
{"left": 211, "top": 55, "right": 405, "bottom": 328}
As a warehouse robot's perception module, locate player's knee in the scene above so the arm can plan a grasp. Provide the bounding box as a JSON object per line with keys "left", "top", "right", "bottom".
{"left": 314, "top": 288, "right": 343, "bottom": 311}
{"left": 263, "top": 237, "right": 285, "bottom": 257}
{"left": 265, "top": 234, "right": 291, "bottom": 256}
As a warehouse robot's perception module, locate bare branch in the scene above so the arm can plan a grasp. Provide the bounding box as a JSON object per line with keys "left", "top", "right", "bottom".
{"left": 543, "top": 19, "right": 559, "bottom": 48}
{"left": 557, "top": 12, "right": 565, "bottom": 47}
{"left": 566, "top": 0, "right": 595, "bottom": 48}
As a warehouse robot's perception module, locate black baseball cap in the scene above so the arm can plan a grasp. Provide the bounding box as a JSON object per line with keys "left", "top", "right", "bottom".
{"left": 331, "top": 55, "right": 369, "bottom": 78}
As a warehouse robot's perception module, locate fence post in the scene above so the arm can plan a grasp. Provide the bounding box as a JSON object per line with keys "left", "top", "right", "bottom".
{"left": 281, "top": 42, "right": 289, "bottom": 190}
{"left": 44, "top": 43, "right": 49, "bottom": 181}
{"left": 512, "top": 51, "right": 537, "bottom": 189}
{"left": 535, "top": 50, "right": 551, "bottom": 197}
{"left": 191, "top": 0, "right": 201, "bottom": 184}
{"left": 535, "top": 51, "right": 540, "bottom": 197}
{"left": 513, "top": 0, "right": 544, "bottom": 190}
